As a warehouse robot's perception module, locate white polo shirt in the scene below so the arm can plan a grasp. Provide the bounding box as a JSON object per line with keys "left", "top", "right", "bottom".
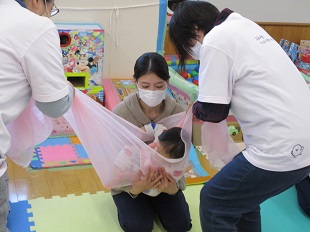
{"left": 198, "top": 13, "right": 310, "bottom": 171}
{"left": 0, "top": 0, "right": 68, "bottom": 176}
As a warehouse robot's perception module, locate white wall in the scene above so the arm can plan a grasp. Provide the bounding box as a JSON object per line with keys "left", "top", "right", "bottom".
{"left": 53, "top": 0, "right": 162, "bottom": 78}
{"left": 206, "top": 0, "right": 310, "bottom": 23}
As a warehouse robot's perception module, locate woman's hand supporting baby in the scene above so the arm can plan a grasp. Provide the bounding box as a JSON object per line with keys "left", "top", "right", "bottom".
{"left": 129, "top": 167, "right": 162, "bottom": 195}
{"left": 129, "top": 167, "right": 178, "bottom": 196}
{"left": 156, "top": 167, "right": 179, "bottom": 195}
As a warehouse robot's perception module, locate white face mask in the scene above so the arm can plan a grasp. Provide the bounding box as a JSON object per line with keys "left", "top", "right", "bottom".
{"left": 190, "top": 41, "right": 202, "bottom": 60}
{"left": 138, "top": 87, "right": 166, "bottom": 107}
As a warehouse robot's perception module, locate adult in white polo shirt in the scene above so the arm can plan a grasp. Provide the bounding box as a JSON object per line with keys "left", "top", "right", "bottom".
{"left": 0, "top": 1, "right": 74, "bottom": 231}
{"left": 169, "top": 1, "right": 310, "bottom": 232}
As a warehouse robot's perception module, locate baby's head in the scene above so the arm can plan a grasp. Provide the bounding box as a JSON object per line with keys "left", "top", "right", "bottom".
{"left": 156, "top": 127, "right": 185, "bottom": 159}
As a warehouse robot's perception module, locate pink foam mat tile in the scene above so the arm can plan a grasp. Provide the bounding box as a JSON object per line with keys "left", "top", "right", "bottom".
{"left": 38, "top": 144, "right": 78, "bottom": 163}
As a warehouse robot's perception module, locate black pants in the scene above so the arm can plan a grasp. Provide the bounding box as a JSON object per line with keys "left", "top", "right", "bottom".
{"left": 296, "top": 176, "right": 310, "bottom": 217}
{"left": 112, "top": 190, "right": 192, "bottom": 232}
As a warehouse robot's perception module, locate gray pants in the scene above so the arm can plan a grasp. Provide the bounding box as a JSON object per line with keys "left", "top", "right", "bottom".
{"left": 0, "top": 170, "right": 10, "bottom": 232}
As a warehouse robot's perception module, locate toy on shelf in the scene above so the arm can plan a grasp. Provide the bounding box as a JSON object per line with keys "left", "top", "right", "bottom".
{"left": 300, "top": 40, "right": 310, "bottom": 55}
{"left": 164, "top": 54, "right": 200, "bottom": 85}
{"left": 164, "top": 54, "right": 199, "bottom": 70}
{"left": 298, "top": 57, "right": 310, "bottom": 78}
{"left": 178, "top": 66, "right": 199, "bottom": 86}
{"left": 168, "top": 67, "right": 199, "bottom": 109}
{"left": 297, "top": 40, "right": 310, "bottom": 78}
{"left": 56, "top": 23, "right": 104, "bottom": 87}
{"left": 279, "top": 39, "right": 299, "bottom": 63}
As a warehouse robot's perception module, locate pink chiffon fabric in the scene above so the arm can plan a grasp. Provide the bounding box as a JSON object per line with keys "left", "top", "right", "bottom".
{"left": 201, "top": 120, "right": 241, "bottom": 170}
{"left": 6, "top": 89, "right": 193, "bottom": 190}
{"left": 6, "top": 89, "right": 241, "bottom": 185}
{"left": 6, "top": 99, "right": 53, "bottom": 167}
{"left": 63, "top": 90, "right": 193, "bottom": 190}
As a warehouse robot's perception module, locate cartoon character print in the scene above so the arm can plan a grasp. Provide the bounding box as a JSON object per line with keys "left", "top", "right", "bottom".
{"left": 291, "top": 144, "right": 304, "bottom": 158}
{"left": 61, "top": 30, "right": 103, "bottom": 77}
{"left": 63, "top": 46, "right": 78, "bottom": 72}
{"left": 87, "top": 56, "right": 99, "bottom": 74}
{"left": 73, "top": 34, "right": 82, "bottom": 48}
{"left": 75, "top": 59, "right": 90, "bottom": 73}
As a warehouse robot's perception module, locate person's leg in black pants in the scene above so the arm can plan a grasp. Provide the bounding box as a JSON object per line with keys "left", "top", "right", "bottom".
{"left": 296, "top": 176, "right": 310, "bottom": 217}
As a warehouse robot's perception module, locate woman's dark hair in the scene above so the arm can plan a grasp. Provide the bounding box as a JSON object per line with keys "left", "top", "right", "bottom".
{"left": 168, "top": 0, "right": 184, "bottom": 12}
{"left": 133, "top": 52, "right": 170, "bottom": 82}
{"left": 169, "top": 1, "right": 219, "bottom": 69}
{"left": 158, "top": 127, "right": 185, "bottom": 159}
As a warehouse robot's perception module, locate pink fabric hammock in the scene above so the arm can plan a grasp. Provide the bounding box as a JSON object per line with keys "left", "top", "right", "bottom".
{"left": 6, "top": 90, "right": 193, "bottom": 191}
{"left": 7, "top": 88, "right": 240, "bottom": 188}
{"left": 63, "top": 90, "right": 193, "bottom": 190}
{"left": 201, "top": 120, "right": 241, "bottom": 170}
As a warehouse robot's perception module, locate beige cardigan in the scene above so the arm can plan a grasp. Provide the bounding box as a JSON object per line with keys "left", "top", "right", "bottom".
{"left": 111, "top": 92, "right": 186, "bottom": 196}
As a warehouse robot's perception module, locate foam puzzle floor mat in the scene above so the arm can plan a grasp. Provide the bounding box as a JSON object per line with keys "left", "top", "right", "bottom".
{"left": 261, "top": 187, "right": 310, "bottom": 231}
{"left": 30, "top": 136, "right": 91, "bottom": 169}
{"left": 7, "top": 185, "right": 310, "bottom": 232}
{"left": 184, "top": 145, "right": 211, "bottom": 185}
{"left": 6, "top": 186, "right": 201, "bottom": 232}
{"left": 7, "top": 200, "right": 34, "bottom": 232}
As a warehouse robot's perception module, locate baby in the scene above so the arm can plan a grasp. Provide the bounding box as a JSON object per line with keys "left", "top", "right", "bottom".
{"left": 109, "top": 127, "right": 185, "bottom": 196}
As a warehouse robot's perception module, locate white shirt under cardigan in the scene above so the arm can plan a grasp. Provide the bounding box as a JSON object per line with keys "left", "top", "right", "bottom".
{"left": 198, "top": 12, "right": 310, "bottom": 172}
{"left": 0, "top": 0, "right": 69, "bottom": 176}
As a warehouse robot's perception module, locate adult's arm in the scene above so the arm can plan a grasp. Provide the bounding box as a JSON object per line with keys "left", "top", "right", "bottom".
{"left": 35, "top": 84, "right": 74, "bottom": 118}
{"left": 193, "top": 101, "right": 230, "bottom": 123}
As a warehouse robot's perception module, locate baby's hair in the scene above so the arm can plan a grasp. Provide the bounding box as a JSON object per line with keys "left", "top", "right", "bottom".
{"left": 158, "top": 127, "right": 185, "bottom": 159}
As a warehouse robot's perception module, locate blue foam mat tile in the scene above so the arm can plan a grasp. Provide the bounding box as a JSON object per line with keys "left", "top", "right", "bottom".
{"left": 29, "top": 148, "right": 43, "bottom": 169}
{"left": 7, "top": 200, "right": 35, "bottom": 232}
{"left": 189, "top": 144, "right": 208, "bottom": 177}
{"left": 261, "top": 187, "right": 310, "bottom": 232}
{"left": 73, "top": 144, "right": 89, "bottom": 159}
{"left": 37, "top": 137, "right": 71, "bottom": 147}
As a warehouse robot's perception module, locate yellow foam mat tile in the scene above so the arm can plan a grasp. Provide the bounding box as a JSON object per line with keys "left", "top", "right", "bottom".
{"left": 27, "top": 185, "right": 203, "bottom": 232}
